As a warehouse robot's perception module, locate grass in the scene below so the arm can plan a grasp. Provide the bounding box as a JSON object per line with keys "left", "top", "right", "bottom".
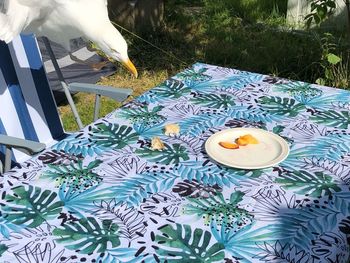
{"left": 58, "top": 69, "right": 169, "bottom": 131}
{"left": 59, "top": 0, "right": 350, "bottom": 131}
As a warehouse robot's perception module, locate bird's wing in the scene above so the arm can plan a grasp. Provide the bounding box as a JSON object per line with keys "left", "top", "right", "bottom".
{"left": 0, "top": 0, "right": 30, "bottom": 43}
{"left": 0, "top": 0, "right": 56, "bottom": 43}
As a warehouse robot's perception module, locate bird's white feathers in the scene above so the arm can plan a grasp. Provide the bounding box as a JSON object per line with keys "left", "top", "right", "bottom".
{"left": 0, "top": 0, "right": 131, "bottom": 66}
{"left": 0, "top": 0, "right": 110, "bottom": 46}
{"left": 0, "top": 0, "right": 31, "bottom": 43}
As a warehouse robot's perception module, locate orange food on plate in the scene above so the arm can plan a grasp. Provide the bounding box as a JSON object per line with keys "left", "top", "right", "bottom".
{"left": 219, "top": 142, "right": 239, "bottom": 149}
{"left": 218, "top": 134, "right": 259, "bottom": 150}
{"left": 236, "top": 138, "right": 248, "bottom": 146}
{"left": 240, "top": 134, "right": 259, "bottom": 144}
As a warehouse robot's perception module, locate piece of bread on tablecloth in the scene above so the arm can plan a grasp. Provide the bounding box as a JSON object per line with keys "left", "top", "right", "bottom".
{"left": 151, "top": 137, "right": 165, "bottom": 150}
{"left": 164, "top": 123, "right": 180, "bottom": 136}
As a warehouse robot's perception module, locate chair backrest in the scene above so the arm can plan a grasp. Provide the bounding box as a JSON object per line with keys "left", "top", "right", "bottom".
{"left": 37, "top": 37, "right": 117, "bottom": 104}
{"left": 0, "top": 34, "right": 65, "bottom": 163}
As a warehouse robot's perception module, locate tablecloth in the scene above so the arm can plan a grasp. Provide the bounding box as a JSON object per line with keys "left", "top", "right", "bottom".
{"left": 1, "top": 63, "right": 350, "bottom": 263}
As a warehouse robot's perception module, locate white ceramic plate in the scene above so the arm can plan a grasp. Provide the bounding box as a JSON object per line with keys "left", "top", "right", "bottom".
{"left": 205, "top": 128, "right": 290, "bottom": 169}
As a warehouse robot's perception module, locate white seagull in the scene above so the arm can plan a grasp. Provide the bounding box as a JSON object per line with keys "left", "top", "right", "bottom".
{"left": 0, "top": 0, "right": 138, "bottom": 77}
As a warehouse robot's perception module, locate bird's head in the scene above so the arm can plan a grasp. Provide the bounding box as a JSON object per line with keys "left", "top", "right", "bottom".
{"left": 94, "top": 24, "right": 138, "bottom": 78}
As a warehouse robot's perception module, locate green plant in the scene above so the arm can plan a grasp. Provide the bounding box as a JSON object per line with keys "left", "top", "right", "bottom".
{"left": 306, "top": 0, "right": 350, "bottom": 39}
{"left": 331, "top": 54, "right": 350, "bottom": 89}
{"left": 304, "top": 1, "right": 350, "bottom": 88}
{"left": 305, "top": 0, "right": 337, "bottom": 26}
{"left": 316, "top": 33, "right": 347, "bottom": 87}
{"left": 202, "top": 0, "right": 288, "bottom": 23}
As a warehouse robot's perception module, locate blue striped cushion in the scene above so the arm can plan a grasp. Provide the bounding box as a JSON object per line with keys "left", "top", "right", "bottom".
{"left": 0, "top": 34, "right": 65, "bottom": 163}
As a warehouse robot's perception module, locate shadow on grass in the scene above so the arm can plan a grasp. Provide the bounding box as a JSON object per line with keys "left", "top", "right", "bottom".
{"left": 127, "top": 19, "right": 322, "bottom": 83}
{"left": 125, "top": 0, "right": 349, "bottom": 85}
{"left": 60, "top": 0, "right": 350, "bottom": 130}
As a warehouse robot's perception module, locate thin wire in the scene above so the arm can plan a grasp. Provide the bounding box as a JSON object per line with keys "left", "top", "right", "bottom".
{"left": 111, "top": 21, "right": 188, "bottom": 65}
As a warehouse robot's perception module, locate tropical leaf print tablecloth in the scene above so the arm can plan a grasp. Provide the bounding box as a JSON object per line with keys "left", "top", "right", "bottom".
{"left": 1, "top": 63, "right": 350, "bottom": 263}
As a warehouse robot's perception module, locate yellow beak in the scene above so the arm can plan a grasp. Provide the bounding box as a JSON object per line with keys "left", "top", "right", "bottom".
{"left": 122, "top": 59, "right": 138, "bottom": 78}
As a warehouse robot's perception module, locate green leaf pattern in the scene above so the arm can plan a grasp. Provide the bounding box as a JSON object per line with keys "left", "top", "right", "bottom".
{"left": 191, "top": 93, "right": 236, "bottom": 108}
{"left": 276, "top": 170, "right": 341, "bottom": 197}
{"left": 155, "top": 224, "right": 225, "bottom": 262}
{"left": 42, "top": 160, "right": 103, "bottom": 193}
{"left": 136, "top": 143, "right": 189, "bottom": 165}
{"left": 2, "top": 186, "right": 63, "bottom": 228}
{"left": 91, "top": 123, "right": 139, "bottom": 149}
{"left": 258, "top": 96, "right": 305, "bottom": 117}
{"left": 311, "top": 110, "right": 350, "bottom": 129}
{"left": 53, "top": 217, "right": 120, "bottom": 254}
{"left": 1, "top": 63, "right": 350, "bottom": 262}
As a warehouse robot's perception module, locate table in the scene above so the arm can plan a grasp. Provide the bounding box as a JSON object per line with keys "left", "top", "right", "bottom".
{"left": 1, "top": 63, "right": 350, "bottom": 263}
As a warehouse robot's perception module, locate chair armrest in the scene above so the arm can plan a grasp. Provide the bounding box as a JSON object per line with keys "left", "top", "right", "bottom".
{"left": 0, "top": 135, "right": 46, "bottom": 155}
{"left": 68, "top": 82, "right": 132, "bottom": 102}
